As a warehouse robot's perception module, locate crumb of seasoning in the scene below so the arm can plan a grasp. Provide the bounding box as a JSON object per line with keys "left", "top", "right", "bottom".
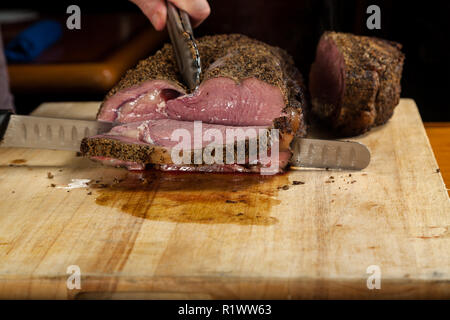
{"left": 226, "top": 200, "right": 237, "bottom": 203}
{"left": 436, "top": 168, "right": 440, "bottom": 173}
{"left": 292, "top": 181, "right": 305, "bottom": 185}
{"left": 47, "top": 172, "right": 54, "bottom": 179}
{"left": 278, "top": 185, "right": 289, "bottom": 190}
{"left": 87, "top": 192, "right": 92, "bottom": 195}
{"left": 58, "top": 169, "right": 63, "bottom": 172}
{"left": 351, "top": 180, "right": 356, "bottom": 184}
{"left": 325, "top": 181, "right": 332, "bottom": 184}
{"left": 236, "top": 213, "right": 244, "bottom": 216}
{"left": 50, "top": 183, "right": 56, "bottom": 188}
{"left": 349, "top": 174, "right": 352, "bottom": 177}
{"left": 67, "top": 190, "right": 70, "bottom": 193}
{"left": 325, "top": 167, "right": 330, "bottom": 171}
{"left": 329, "top": 176, "right": 334, "bottom": 179}
{"left": 12, "top": 191, "right": 15, "bottom": 194}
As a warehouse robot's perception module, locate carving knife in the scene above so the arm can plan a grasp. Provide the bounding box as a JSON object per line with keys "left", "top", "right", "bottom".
{"left": 166, "top": 1, "right": 201, "bottom": 91}
{"left": 0, "top": 111, "right": 370, "bottom": 170}
{"left": 0, "top": 111, "right": 112, "bottom": 151}
{"left": 289, "top": 137, "right": 370, "bottom": 170}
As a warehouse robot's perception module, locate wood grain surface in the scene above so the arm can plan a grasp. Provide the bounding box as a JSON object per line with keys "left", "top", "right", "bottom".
{"left": 0, "top": 99, "right": 448, "bottom": 299}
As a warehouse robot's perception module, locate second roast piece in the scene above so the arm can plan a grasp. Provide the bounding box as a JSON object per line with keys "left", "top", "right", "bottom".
{"left": 309, "top": 31, "right": 404, "bottom": 136}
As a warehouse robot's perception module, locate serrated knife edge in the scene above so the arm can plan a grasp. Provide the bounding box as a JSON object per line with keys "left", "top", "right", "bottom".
{"left": 0, "top": 115, "right": 113, "bottom": 151}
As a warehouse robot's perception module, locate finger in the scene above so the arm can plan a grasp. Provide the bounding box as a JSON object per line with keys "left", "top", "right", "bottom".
{"left": 131, "top": 0, "right": 167, "bottom": 31}
{"left": 168, "top": 0, "right": 211, "bottom": 27}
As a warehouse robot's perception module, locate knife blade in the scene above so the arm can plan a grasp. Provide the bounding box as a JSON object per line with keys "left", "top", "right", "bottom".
{"left": 166, "top": 1, "right": 201, "bottom": 91}
{"left": 0, "top": 111, "right": 113, "bottom": 151}
{"left": 289, "top": 137, "right": 370, "bottom": 170}
{"left": 0, "top": 111, "right": 371, "bottom": 170}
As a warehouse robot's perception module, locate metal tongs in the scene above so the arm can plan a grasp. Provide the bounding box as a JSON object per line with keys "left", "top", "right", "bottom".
{"left": 166, "top": 1, "right": 201, "bottom": 91}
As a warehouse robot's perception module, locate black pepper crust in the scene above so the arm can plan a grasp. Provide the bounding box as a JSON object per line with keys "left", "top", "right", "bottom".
{"left": 311, "top": 31, "right": 404, "bottom": 136}
{"left": 80, "top": 137, "right": 163, "bottom": 164}
{"left": 81, "top": 133, "right": 272, "bottom": 165}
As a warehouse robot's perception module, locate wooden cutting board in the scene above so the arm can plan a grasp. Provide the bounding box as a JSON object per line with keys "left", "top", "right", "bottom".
{"left": 0, "top": 99, "right": 448, "bottom": 299}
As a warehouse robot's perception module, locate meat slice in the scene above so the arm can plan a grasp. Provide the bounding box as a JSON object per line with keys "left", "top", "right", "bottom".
{"left": 81, "top": 119, "right": 284, "bottom": 173}
{"left": 82, "top": 34, "right": 308, "bottom": 172}
{"left": 97, "top": 80, "right": 184, "bottom": 123}
{"left": 165, "top": 77, "right": 285, "bottom": 126}
{"left": 309, "top": 31, "right": 404, "bottom": 136}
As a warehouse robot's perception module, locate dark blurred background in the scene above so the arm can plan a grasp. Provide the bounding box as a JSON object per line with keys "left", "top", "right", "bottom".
{"left": 1, "top": 0, "right": 449, "bottom": 121}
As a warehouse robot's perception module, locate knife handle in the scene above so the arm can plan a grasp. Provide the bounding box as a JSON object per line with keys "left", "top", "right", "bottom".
{"left": 0, "top": 110, "right": 12, "bottom": 142}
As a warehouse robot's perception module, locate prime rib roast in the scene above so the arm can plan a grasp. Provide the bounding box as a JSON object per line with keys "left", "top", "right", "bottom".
{"left": 309, "top": 32, "right": 404, "bottom": 136}
{"left": 81, "top": 34, "right": 308, "bottom": 172}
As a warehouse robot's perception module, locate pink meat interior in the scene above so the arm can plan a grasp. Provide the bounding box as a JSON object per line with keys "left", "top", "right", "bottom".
{"left": 101, "top": 119, "right": 267, "bottom": 149}
{"left": 97, "top": 80, "right": 185, "bottom": 123}
{"left": 309, "top": 37, "right": 344, "bottom": 115}
{"left": 98, "top": 77, "right": 285, "bottom": 127}
{"left": 95, "top": 76, "right": 289, "bottom": 171}
{"left": 166, "top": 77, "right": 285, "bottom": 126}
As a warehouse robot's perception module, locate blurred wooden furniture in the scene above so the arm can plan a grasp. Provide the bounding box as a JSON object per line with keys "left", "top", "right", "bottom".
{"left": 425, "top": 122, "right": 450, "bottom": 194}
{"left": 4, "top": 13, "right": 167, "bottom": 94}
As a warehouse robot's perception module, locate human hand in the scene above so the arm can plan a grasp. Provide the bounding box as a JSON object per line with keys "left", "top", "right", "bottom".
{"left": 130, "top": 0, "right": 210, "bottom": 31}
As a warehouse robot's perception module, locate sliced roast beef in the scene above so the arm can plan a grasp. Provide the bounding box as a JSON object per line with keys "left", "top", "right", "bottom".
{"left": 309, "top": 31, "right": 404, "bottom": 136}
{"left": 82, "top": 34, "right": 308, "bottom": 172}
{"left": 81, "top": 119, "right": 283, "bottom": 173}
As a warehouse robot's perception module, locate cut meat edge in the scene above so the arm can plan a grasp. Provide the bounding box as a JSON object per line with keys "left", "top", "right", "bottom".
{"left": 97, "top": 79, "right": 185, "bottom": 123}
{"left": 81, "top": 119, "right": 291, "bottom": 173}
{"left": 165, "top": 77, "right": 286, "bottom": 126}
{"left": 309, "top": 35, "right": 345, "bottom": 122}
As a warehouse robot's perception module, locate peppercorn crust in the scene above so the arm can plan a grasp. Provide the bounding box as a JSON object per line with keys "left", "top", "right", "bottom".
{"left": 310, "top": 31, "right": 404, "bottom": 136}
{"left": 80, "top": 134, "right": 271, "bottom": 165}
